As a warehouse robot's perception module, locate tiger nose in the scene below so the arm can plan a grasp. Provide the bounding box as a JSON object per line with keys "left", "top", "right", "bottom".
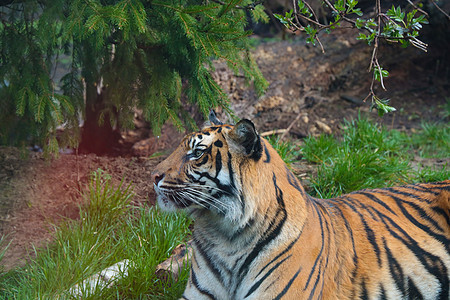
{"left": 152, "top": 172, "right": 164, "bottom": 186}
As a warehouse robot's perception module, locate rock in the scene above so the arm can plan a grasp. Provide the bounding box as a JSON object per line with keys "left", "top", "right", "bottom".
{"left": 315, "top": 120, "right": 332, "bottom": 134}
{"left": 301, "top": 115, "right": 309, "bottom": 124}
{"left": 132, "top": 137, "right": 159, "bottom": 157}
{"left": 255, "top": 96, "right": 286, "bottom": 112}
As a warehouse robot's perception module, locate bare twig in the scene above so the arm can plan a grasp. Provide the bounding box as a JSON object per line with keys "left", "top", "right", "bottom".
{"left": 292, "top": 0, "right": 305, "bottom": 31}
{"left": 302, "top": 0, "right": 320, "bottom": 23}
{"left": 368, "top": 0, "right": 381, "bottom": 72}
{"left": 315, "top": 35, "right": 325, "bottom": 53}
{"left": 155, "top": 241, "right": 192, "bottom": 282}
{"left": 280, "top": 113, "right": 303, "bottom": 140}
{"left": 293, "top": 10, "right": 325, "bottom": 28}
{"left": 261, "top": 129, "right": 288, "bottom": 137}
{"left": 407, "top": 0, "right": 429, "bottom": 17}
{"left": 431, "top": 0, "right": 450, "bottom": 21}
{"left": 323, "top": 0, "right": 339, "bottom": 14}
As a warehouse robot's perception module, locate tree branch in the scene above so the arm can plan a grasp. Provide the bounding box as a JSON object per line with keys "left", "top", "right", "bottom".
{"left": 430, "top": 0, "right": 450, "bottom": 21}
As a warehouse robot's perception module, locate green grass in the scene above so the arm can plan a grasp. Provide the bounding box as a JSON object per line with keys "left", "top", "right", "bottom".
{"left": 301, "top": 115, "right": 449, "bottom": 198}
{"left": 405, "top": 122, "right": 449, "bottom": 158}
{"left": 0, "top": 169, "right": 191, "bottom": 299}
{"left": 413, "top": 164, "right": 450, "bottom": 183}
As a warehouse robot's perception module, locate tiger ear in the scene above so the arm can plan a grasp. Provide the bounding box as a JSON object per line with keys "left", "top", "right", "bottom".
{"left": 209, "top": 110, "right": 223, "bottom": 125}
{"left": 227, "top": 119, "right": 262, "bottom": 160}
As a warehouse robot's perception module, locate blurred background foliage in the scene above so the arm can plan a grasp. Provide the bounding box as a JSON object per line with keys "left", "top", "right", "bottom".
{"left": 0, "top": 0, "right": 268, "bottom": 154}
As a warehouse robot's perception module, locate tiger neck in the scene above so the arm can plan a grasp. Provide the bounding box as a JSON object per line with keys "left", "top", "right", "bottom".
{"left": 189, "top": 145, "right": 355, "bottom": 297}
{"left": 191, "top": 160, "right": 311, "bottom": 249}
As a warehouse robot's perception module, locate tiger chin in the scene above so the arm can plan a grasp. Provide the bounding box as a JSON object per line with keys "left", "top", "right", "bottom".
{"left": 152, "top": 112, "right": 450, "bottom": 300}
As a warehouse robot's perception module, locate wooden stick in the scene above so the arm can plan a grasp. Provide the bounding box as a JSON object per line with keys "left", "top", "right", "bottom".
{"left": 260, "top": 129, "right": 288, "bottom": 137}
{"left": 155, "top": 241, "right": 193, "bottom": 282}
{"left": 280, "top": 111, "right": 304, "bottom": 140}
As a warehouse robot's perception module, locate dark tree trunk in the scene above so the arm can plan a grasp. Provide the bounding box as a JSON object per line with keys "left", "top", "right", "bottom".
{"left": 78, "top": 85, "right": 121, "bottom": 155}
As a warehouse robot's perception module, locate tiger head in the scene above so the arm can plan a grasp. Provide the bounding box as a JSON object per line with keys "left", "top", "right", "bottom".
{"left": 152, "top": 112, "right": 268, "bottom": 228}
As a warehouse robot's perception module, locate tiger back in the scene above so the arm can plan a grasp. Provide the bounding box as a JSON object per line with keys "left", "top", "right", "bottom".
{"left": 152, "top": 115, "right": 450, "bottom": 300}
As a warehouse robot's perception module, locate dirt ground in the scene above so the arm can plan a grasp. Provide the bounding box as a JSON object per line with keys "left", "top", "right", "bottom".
{"left": 0, "top": 29, "right": 449, "bottom": 271}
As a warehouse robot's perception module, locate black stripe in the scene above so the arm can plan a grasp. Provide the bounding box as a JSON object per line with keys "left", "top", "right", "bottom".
{"left": 401, "top": 198, "right": 447, "bottom": 234}
{"left": 383, "top": 187, "right": 433, "bottom": 203}
{"left": 378, "top": 212, "right": 449, "bottom": 299}
{"left": 364, "top": 205, "right": 381, "bottom": 221}
{"left": 263, "top": 142, "right": 271, "bottom": 163}
{"left": 427, "top": 181, "right": 450, "bottom": 186}
{"left": 431, "top": 206, "right": 450, "bottom": 229}
{"left": 340, "top": 197, "right": 383, "bottom": 267}
{"left": 244, "top": 255, "right": 292, "bottom": 298}
{"left": 383, "top": 238, "right": 406, "bottom": 297}
{"left": 191, "top": 267, "right": 217, "bottom": 300}
{"left": 325, "top": 200, "right": 359, "bottom": 283}
{"left": 430, "top": 183, "right": 450, "bottom": 192}
{"left": 195, "top": 171, "right": 234, "bottom": 196}
{"left": 236, "top": 173, "right": 287, "bottom": 287}
{"left": 256, "top": 229, "right": 303, "bottom": 278}
{"left": 286, "top": 166, "right": 306, "bottom": 196}
{"left": 360, "top": 279, "right": 369, "bottom": 300}
{"left": 380, "top": 191, "right": 450, "bottom": 252}
{"left": 387, "top": 192, "right": 445, "bottom": 232}
{"left": 215, "top": 149, "right": 222, "bottom": 178}
{"left": 305, "top": 200, "right": 333, "bottom": 299}
{"left": 314, "top": 204, "right": 333, "bottom": 300}
{"left": 273, "top": 266, "right": 302, "bottom": 300}
{"left": 379, "top": 285, "right": 388, "bottom": 300}
{"left": 357, "top": 191, "right": 398, "bottom": 215}
{"left": 402, "top": 184, "right": 440, "bottom": 195}
{"left": 227, "top": 151, "right": 235, "bottom": 188}
{"left": 192, "top": 238, "right": 228, "bottom": 286}
{"left": 303, "top": 200, "right": 326, "bottom": 290}
{"left": 407, "top": 277, "right": 424, "bottom": 300}
{"left": 214, "top": 140, "right": 223, "bottom": 147}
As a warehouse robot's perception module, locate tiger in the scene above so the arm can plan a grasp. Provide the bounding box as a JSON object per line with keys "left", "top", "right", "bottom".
{"left": 152, "top": 112, "right": 450, "bottom": 300}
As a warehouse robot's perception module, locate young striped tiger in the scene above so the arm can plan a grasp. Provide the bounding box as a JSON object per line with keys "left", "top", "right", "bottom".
{"left": 152, "top": 113, "right": 450, "bottom": 300}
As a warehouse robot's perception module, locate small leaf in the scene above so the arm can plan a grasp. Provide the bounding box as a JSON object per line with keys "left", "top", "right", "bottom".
{"left": 353, "top": 8, "right": 363, "bottom": 16}
{"left": 357, "top": 33, "right": 367, "bottom": 40}
{"left": 373, "top": 66, "right": 389, "bottom": 81}
{"left": 355, "top": 18, "right": 364, "bottom": 29}
{"left": 371, "top": 97, "right": 396, "bottom": 117}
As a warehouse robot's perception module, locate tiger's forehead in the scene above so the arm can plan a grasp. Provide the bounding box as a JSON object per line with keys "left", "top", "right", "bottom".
{"left": 185, "top": 124, "right": 233, "bottom": 149}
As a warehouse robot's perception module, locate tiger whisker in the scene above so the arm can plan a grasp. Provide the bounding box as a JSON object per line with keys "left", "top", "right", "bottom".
{"left": 178, "top": 190, "right": 218, "bottom": 211}
{"left": 181, "top": 189, "right": 228, "bottom": 213}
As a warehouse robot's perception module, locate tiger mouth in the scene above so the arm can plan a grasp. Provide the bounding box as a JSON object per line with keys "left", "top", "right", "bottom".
{"left": 164, "top": 194, "right": 192, "bottom": 208}
{"left": 155, "top": 186, "right": 193, "bottom": 209}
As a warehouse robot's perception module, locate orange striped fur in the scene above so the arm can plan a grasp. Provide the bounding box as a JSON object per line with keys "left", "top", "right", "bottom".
{"left": 152, "top": 115, "right": 449, "bottom": 299}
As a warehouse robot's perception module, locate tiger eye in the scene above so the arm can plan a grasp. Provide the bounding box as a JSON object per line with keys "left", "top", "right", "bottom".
{"left": 194, "top": 149, "right": 204, "bottom": 158}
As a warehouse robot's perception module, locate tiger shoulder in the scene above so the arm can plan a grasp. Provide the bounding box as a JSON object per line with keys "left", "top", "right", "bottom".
{"left": 152, "top": 113, "right": 449, "bottom": 300}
